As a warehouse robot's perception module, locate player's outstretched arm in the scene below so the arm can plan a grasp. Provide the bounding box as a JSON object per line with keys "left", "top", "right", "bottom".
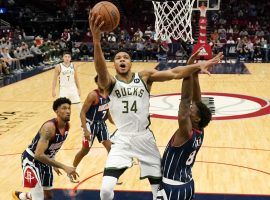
{"left": 187, "top": 49, "right": 202, "bottom": 103}
{"left": 52, "top": 65, "right": 60, "bottom": 97}
{"left": 80, "top": 91, "right": 97, "bottom": 139}
{"left": 34, "top": 122, "right": 79, "bottom": 181}
{"left": 145, "top": 52, "right": 223, "bottom": 82}
{"left": 192, "top": 72, "right": 201, "bottom": 103}
{"left": 144, "top": 64, "right": 201, "bottom": 83}
{"left": 172, "top": 76, "right": 193, "bottom": 146}
{"left": 89, "top": 12, "right": 114, "bottom": 90}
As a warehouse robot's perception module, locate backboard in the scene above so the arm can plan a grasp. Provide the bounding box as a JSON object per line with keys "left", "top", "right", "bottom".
{"left": 193, "top": 0, "right": 220, "bottom": 10}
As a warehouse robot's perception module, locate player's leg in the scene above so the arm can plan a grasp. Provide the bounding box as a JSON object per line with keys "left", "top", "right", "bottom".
{"left": 97, "top": 122, "right": 111, "bottom": 153}
{"left": 58, "top": 87, "right": 66, "bottom": 98}
{"left": 69, "top": 87, "right": 82, "bottom": 115}
{"left": 30, "top": 184, "right": 44, "bottom": 200}
{"left": 133, "top": 130, "right": 162, "bottom": 200}
{"left": 100, "top": 143, "right": 119, "bottom": 200}
{"left": 100, "top": 132, "right": 133, "bottom": 200}
{"left": 101, "top": 140, "right": 111, "bottom": 152}
{"left": 14, "top": 170, "right": 44, "bottom": 200}
{"left": 100, "top": 168, "right": 127, "bottom": 200}
{"left": 73, "top": 121, "right": 94, "bottom": 167}
{"left": 40, "top": 165, "right": 54, "bottom": 200}
{"left": 73, "top": 142, "right": 91, "bottom": 167}
{"left": 98, "top": 123, "right": 124, "bottom": 185}
{"left": 13, "top": 152, "right": 45, "bottom": 200}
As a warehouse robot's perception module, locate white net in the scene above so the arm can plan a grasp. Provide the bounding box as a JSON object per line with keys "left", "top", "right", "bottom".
{"left": 152, "top": 0, "right": 195, "bottom": 42}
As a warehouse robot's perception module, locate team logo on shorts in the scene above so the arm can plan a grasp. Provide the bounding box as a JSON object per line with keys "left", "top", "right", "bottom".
{"left": 134, "top": 78, "right": 140, "bottom": 83}
{"left": 150, "top": 92, "right": 270, "bottom": 120}
{"left": 23, "top": 167, "right": 38, "bottom": 188}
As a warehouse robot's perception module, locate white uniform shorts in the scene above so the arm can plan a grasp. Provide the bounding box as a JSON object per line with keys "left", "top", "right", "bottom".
{"left": 105, "top": 129, "right": 162, "bottom": 179}
{"left": 59, "top": 86, "right": 80, "bottom": 104}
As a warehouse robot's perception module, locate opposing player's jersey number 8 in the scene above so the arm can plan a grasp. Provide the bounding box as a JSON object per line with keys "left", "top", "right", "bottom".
{"left": 186, "top": 150, "right": 197, "bottom": 165}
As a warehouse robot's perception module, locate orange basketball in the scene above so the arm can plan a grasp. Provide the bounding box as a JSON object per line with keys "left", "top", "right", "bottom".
{"left": 91, "top": 1, "right": 120, "bottom": 32}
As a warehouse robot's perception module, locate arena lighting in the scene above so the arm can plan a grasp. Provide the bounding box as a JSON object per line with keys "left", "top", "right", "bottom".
{"left": 0, "top": 7, "right": 7, "bottom": 14}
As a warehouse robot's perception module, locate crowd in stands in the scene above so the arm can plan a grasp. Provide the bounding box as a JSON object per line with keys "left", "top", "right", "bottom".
{"left": 1, "top": 0, "right": 270, "bottom": 78}
{"left": 208, "top": 0, "right": 270, "bottom": 61}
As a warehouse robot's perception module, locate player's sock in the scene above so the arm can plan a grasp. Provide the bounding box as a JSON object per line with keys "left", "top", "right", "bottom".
{"left": 100, "top": 176, "right": 117, "bottom": 200}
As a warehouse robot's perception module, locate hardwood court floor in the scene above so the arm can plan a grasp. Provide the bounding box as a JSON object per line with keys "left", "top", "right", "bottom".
{"left": 0, "top": 62, "right": 269, "bottom": 199}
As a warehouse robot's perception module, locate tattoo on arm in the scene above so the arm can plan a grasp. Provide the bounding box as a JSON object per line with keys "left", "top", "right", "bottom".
{"left": 44, "top": 129, "right": 52, "bottom": 140}
{"left": 40, "top": 123, "right": 54, "bottom": 142}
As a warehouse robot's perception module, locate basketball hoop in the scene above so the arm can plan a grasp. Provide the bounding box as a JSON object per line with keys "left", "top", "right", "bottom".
{"left": 152, "top": 0, "right": 196, "bottom": 42}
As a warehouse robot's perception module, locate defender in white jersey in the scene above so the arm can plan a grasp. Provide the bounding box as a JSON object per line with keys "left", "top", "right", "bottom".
{"left": 90, "top": 12, "right": 223, "bottom": 200}
{"left": 52, "top": 52, "right": 81, "bottom": 112}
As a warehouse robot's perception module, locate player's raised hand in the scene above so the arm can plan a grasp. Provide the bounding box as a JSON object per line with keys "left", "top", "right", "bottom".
{"left": 187, "top": 47, "right": 203, "bottom": 65}
{"left": 199, "top": 52, "right": 223, "bottom": 75}
{"left": 89, "top": 11, "right": 104, "bottom": 42}
{"left": 53, "top": 167, "right": 62, "bottom": 176}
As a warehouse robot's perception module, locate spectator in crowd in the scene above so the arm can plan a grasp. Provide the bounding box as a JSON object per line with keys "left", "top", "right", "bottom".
{"left": 227, "top": 26, "right": 234, "bottom": 35}
{"left": 211, "top": 30, "right": 219, "bottom": 42}
{"left": 1, "top": 47, "right": 21, "bottom": 72}
{"left": 0, "top": 59, "right": 10, "bottom": 76}
{"left": 255, "top": 28, "right": 265, "bottom": 37}
{"left": 144, "top": 39, "right": 154, "bottom": 61}
{"left": 13, "top": 47, "right": 28, "bottom": 70}
{"left": 30, "top": 42, "right": 44, "bottom": 65}
{"left": 227, "top": 36, "right": 235, "bottom": 44}
{"left": 246, "top": 39, "right": 255, "bottom": 61}
{"left": 135, "top": 28, "right": 143, "bottom": 38}
{"left": 239, "top": 29, "right": 249, "bottom": 37}
{"left": 72, "top": 43, "right": 81, "bottom": 60}
{"left": 21, "top": 43, "right": 36, "bottom": 67}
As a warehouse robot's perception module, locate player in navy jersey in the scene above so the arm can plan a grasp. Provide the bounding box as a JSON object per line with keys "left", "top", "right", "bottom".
{"left": 73, "top": 75, "right": 114, "bottom": 169}
{"left": 157, "top": 49, "right": 218, "bottom": 200}
{"left": 12, "top": 98, "right": 79, "bottom": 200}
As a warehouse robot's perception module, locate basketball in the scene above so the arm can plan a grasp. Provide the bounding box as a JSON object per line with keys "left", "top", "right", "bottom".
{"left": 91, "top": 1, "right": 120, "bottom": 32}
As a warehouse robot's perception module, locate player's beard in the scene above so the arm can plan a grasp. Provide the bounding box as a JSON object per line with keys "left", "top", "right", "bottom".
{"left": 64, "top": 116, "right": 70, "bottom": 122}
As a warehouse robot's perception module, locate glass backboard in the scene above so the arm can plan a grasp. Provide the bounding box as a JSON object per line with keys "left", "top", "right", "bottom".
{"left": 193, "top": 0, "right": 220, "bottom": 10}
